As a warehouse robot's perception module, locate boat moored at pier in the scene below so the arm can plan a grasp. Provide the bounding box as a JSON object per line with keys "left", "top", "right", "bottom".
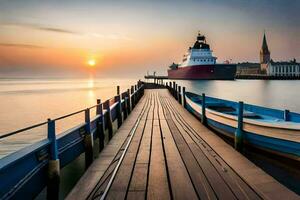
{"left": 184, "top": 91, "right": 300, "bottom": 161}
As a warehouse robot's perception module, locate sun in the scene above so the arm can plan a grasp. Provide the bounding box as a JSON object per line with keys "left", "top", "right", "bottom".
{"left": 87, "top": 59, "right": 96, "bottom": 67}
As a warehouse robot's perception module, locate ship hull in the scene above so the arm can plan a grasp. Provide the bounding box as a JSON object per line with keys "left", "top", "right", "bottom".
{"left": 168, "top": 64, "right": 236, "bottom": 80}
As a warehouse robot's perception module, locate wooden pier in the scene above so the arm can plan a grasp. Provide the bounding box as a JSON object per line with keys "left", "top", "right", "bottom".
{"left": 144, "top": 75, "right": 168, "bottom": 85}
{"left": 68, "top": 88, "right": 298, "bottom": 200}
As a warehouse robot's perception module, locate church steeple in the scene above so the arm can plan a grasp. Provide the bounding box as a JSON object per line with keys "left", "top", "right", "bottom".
{"left": 261, "top": 32, "right": 270, "bottom": 53}
{"left": 260, "top": 31, "right": 270, "bottom": 64}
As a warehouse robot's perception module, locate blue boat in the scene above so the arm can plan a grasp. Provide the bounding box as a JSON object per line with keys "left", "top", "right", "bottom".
{"left": 185, "top": 92, "right": 300, "bottom": 161}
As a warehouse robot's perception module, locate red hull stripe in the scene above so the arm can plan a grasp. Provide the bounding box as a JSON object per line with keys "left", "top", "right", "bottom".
{"left": 168, "top": 64, "right": 236, "bottom": 80}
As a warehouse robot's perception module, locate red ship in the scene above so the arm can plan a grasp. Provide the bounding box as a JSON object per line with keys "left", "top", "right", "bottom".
{"left": 168, "top": 33, "right": 236, "bottom": 80}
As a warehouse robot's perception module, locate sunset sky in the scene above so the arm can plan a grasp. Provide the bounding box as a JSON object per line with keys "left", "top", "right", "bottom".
{"left": 0, "top": 0, "right": 299, "bottom": 78}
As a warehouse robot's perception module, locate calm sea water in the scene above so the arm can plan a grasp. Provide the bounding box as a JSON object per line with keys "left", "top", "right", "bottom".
{"left": 171, "top": 79, "right": 300, "bottom": 113}
{"left": 1, "top": 78, "right": 300, "bottom": 157}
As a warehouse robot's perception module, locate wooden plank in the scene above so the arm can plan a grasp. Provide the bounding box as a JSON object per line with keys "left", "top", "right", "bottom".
{"left": 162, "top": 100, "right": 217, "bottom": 199}
{"left": 160, "top": 89, "right": 299, "bottom": 200}
{"left": 67, "top": 91, "right": 150, "bottom": 200}
{"left": 89, "top": 92, "right": 153, "bottom": 199}
{"left": 127, "top": 191, "right": 145, "bottom": 200}
{"left": 163, "top": 97, "right": 262, "bottom": 199}
{"left": 105, "top": 94, "right": 152, "bottom": 200}
{"left": 127, "top": 93, "right": 155, "bottom": 199}
{"left": 159, "top": 119, "right": 198, "bottom": 199}
{"left": 161, "top": 97, "right": 258, "bottom": 199}
{"left": 147, "top": 92, "right": 171, "bottom": 200}
{"left": 156, "top": 93, "right": 198, "bottom": 199}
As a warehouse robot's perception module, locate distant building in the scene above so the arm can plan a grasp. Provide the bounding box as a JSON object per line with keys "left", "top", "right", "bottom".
{"left": 267, "top": 59, "right": 300, "bottom": 77}
{"left": 236, "top": 62, "right": 261, "bottom": 75}
{"left": 237, "top": 32, "right": 299, "bottom": 78}
{"left": 260, "top": 32, "right": 271, "bottom": 72}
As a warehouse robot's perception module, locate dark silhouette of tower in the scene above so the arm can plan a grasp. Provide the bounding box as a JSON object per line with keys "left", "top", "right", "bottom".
{"left": 260, "top": 32, "right": 270, "bottom": 72}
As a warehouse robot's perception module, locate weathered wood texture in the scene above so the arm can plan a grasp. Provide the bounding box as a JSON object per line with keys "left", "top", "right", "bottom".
{"left": 68, "top": 89, "right": 299, "bottom": 200}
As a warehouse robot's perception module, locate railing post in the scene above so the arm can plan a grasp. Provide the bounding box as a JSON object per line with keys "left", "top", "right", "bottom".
{"left": 235, "top": 101, "right": 244, "bottom": 152}
{"left": 202, "top": 93, "right": 207, "bottom": 125}
{"left": 175, "top": 84, "right": 178, "bottom": 100}
{"left": 178, "top": 86, "right": 181, "bottom": 104}
{"left": 84, "top": 108, "right": 93, "bottom": 168}
{"left": 284, "top": 109, "right": 290, "bottom": 121}
{"left": 115, "top": 95, "right": 123, "bottom": 128}
{"left": 127, "top": 89, "right": 132, "bottom": 113}
{"left": 103, "top": 100, "right": 113, "bottom": 140}
{"left": 131, "top": 86, "right": 135, "bottom": 109}
{"left": 134, "top": 85, "right": 137, "bottom": 105}
{"left": 47, "top": 119, "right": 60, "bottom": 200}
{"left": 117, "top": 85, "right": 120, "bottom": 95}
{"left": 136, "top": 83, "right": 140, "bottom": 101}
{"left": 123, "top": 93, "right": 128, "bottom": 120}
{"left": 183, "top": 87, "right": 187, "bottom": 108}
{"left": 96, "top": 99, "right": 105, "bottom": 152}
{"left": 172, "top": 82, "right": 176, "bottom": 97}
{"left": 141, "top": 83, "right": 144, "bottom": 96}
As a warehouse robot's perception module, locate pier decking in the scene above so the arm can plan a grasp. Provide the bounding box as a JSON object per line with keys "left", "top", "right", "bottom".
{"left": 68, "top": 89, "right": 298, "bottom": 200}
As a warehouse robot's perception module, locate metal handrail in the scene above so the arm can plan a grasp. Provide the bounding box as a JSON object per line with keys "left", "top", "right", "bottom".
{"left": 0, "top": 85, "right": 143, "bottom": 140}
{"left": 53, "top": 108, "right": 88, "bottom": 121}
{"left": 0, "top": 121, "right": 48, "bottom": 139}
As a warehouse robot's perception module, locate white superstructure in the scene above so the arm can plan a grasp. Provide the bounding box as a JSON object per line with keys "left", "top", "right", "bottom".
{"left": 179, "top": 33, "right": 217, "bottom": 67}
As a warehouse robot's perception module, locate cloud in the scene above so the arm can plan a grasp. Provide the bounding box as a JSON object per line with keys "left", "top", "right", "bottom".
{"left": 0, "top": 22, "right": 80, "bottom": 35}
{"left": 36, "top": 27, "right": 79, "bottom": 34}
{"left": 0, "top": 43, "right": 45, "bottom": 49}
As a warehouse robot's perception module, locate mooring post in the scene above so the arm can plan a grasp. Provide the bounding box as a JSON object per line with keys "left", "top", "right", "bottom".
{"left": 235, "top": 101, "right": 244, "bottom": 152}
{"left": 115, "top": 95, "right": 123, "bottom": 128}
{"left": 96, "top": 99, "right": 105, "bottom": 152}
{"left": 178, "top": 86, "right": 181, "bottom": 104}
{"left": 123, "top": 93, "right": 128, "bottom": 120}
{"left": 47, "top": 119, "right": 60, "bottom": 200}
{"left": 134, "top": 85, "right": 137, "bottom": 104}
{"left": 103, "top": 100, "right": 113, "bottom": 140}
{"left": 117, "top": 85, "right": 120, "bottom": 95}
{"left": 284, "top": 109, "right": 290, "bottom": 121}
{"left": 175, "top": 84, "right": 178, "bottom": 100}
{"left": 202, "top": 93, "right": 207, "bottom": 125}
{"left": 172, "top": 82, "right": 176, "bottom": 97}
{"left": 182, "top": 87, "right": 187, "bottom": 108}
{"left": 127, "top": 89, "right": 132, "bottom": 113}
{"left": 136, "top": 83, "right": 140, "bottom": 101}
{"left": 131, "top": 86, "right": 135, "bottom": 109}
{"left": 84, "top": 108, "right": 94, "bottom": 168}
